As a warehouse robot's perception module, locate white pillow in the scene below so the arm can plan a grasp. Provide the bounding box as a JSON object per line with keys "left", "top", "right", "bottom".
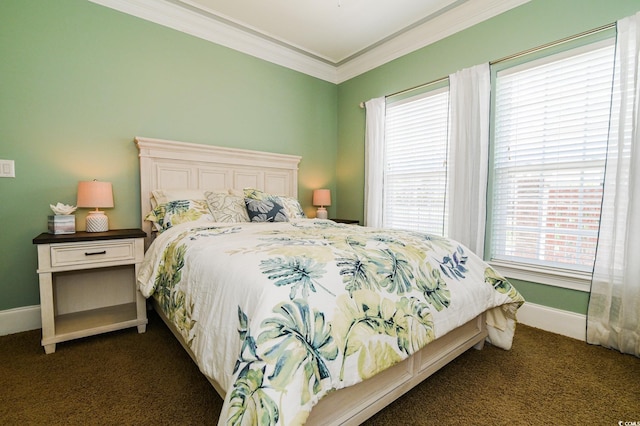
{"left": 205, "top": 191, "right": 250, "bottom": 223}
{"left": 280, "top": 196, "right": 306, "bottom": 219}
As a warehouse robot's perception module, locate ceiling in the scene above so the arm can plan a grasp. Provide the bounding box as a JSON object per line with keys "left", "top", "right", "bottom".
{"left": 90, "top": 0, "right": 529, "bottom": 83}
{"left": 178, "top": 0, "right": 462, "bottom": 64}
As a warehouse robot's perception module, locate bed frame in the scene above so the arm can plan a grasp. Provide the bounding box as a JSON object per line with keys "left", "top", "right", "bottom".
{"left": 135, "top": 136, "right": 488, "bottom": 425}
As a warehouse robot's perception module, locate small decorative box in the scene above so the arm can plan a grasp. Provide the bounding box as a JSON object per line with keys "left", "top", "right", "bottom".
{"left": 48, "top": 215, "right": 76, "bottom": 234}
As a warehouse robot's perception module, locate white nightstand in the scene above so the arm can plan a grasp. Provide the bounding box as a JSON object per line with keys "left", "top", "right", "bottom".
{"left": 33, "top": 229, "right": 148, "bottom": 354}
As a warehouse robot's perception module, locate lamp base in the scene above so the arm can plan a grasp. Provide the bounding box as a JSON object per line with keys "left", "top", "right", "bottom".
{"left": 86, "top": 210, "right": 109, "bottom": 232}
{"left": 316, "top": 207, "right": 328, "bottom": 220}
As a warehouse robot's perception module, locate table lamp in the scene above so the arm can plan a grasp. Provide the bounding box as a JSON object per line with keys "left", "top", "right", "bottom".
{"left": 77, "top": 180, "right": 114, "bottom": 232}
{"left": 313, "top": 189, "right": 331, "bottom": 219}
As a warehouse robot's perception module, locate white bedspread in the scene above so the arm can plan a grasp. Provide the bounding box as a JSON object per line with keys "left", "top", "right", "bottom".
{"left": 138, "top": 219, "right": 524, "bottom": 425}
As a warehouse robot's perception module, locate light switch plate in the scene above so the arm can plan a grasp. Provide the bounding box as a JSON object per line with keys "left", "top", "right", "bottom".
{"left": 0, "top": 159, "right": 15, "bottom": 177}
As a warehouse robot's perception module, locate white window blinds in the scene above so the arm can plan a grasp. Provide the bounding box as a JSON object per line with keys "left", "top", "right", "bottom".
{"left": 491, "top": 40, "right": 615, "bottom": 272}
{"left": 384, "top": 88, "right": 450, "bottom": 236}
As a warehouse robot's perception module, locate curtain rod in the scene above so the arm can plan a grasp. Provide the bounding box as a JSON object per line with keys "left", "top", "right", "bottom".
{"left": 490, "top": 22, "right": 615, "bottom": 65}
{"left": 359, "top": 22, "right": 616, "bottom": 109}
{"left": 358, "top": 76, "right": 448, "bottom": 108}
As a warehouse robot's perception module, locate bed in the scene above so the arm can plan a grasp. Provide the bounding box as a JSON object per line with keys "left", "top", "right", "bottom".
{"left": 134, "top": 136, "right": 524, "bottom": 425}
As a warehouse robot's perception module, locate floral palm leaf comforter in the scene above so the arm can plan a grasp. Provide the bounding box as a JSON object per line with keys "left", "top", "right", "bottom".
{"left": 138, "top": 219, "right": 524, "bottom": 425}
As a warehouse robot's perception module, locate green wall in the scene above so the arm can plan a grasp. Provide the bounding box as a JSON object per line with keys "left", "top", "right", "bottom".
{"left": 336, "top": 0, "right": 640, "bottom": 314}
{"left": 3, "top": 0, "right": 639, "bottom": 317}
{"left": 0, "top": 0, "right": 337, "bottom": 311}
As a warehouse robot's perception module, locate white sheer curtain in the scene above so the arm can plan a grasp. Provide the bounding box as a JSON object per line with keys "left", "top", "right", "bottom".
{"left": 587, "top": 12, "right": 640, "bottom": 357}
{"left": 447, "top": 63, "right": 491, "bottom": 257}
{"left": 363, "top": 97, "right": 386, "bottom": 228}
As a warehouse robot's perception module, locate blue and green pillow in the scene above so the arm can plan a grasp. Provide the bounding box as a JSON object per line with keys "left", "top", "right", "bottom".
{"left": 244, "top": 197, "right": 288, "bottom": 222}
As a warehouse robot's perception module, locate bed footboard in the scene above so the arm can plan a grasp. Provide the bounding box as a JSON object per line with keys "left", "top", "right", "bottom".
{"left": 306, "top": 314, "right": 487, "bottom": 425}
{"left": 153, "top": 296, "right": 486, "bottom": 425}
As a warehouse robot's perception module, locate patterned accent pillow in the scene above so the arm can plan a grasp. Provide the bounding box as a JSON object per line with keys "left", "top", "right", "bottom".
{"left": 243, "top": 188, "right": 306, "bottom": 219}
{"left": 243, "top": 187, "right": 274, "bottom": 201}
{"left": 151, "top": 189, "right": 229, "bottom": 207}
{"left": 244, "top": 198, "right": 288, "bottom": 222}
{"left": 205, "top": 191, "right": 250, "bottom": 223}
{"left": 280, "top": 196, "right": 306, "bottom": 219}
{"left": 144, "top": 199, "right": 213, "bottom": 232}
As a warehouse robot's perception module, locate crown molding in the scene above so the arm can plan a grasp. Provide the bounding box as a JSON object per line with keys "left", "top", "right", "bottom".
{"left": 89, "top": 0, "right": 529, "bottom": 84}
{"left": 88, "top": 0, "right": 339, "bottom": 82}
{"left": 336, "top": 0, "right": 530, "bottom": 83}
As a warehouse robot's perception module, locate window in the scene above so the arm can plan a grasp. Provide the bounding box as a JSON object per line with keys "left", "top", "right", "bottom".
{"left": 489, "top": 39, "right": 616, "bottom": 276}
{"left": 383, "top": 87, "right": 450, "bottom": 236}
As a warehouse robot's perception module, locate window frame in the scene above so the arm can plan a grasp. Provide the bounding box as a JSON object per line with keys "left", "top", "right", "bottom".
{"left": 485, "top": 30, "right": 617, "bottom": 292}
{"left": 382, "top": 82, "right": 451, "bottom": 236}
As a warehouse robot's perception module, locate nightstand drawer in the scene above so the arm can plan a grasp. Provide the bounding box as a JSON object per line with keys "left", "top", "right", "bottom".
{"left": 50, "top": 240, "right": 136, "bottom": 268}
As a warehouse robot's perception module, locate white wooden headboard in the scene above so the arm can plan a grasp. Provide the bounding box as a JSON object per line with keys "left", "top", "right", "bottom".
{"left": 135, "top": 137, "right": 301, "bottom": 242}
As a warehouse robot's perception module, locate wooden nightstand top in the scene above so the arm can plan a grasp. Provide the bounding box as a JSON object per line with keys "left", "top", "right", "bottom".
{"left": 33, "top": 228, "right": 146, "bottom": 245}
{"left": 330, "top": 219, "right": 360, "bottom": 225}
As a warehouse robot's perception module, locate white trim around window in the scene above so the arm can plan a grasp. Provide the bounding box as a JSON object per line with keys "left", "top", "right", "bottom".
{"left": 488, "top": 259, "right": 591, "bottom": 292}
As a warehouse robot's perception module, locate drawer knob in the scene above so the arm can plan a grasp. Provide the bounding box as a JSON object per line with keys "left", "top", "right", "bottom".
{"left": 85, "top": 250, "right": 107, "bottom": 256}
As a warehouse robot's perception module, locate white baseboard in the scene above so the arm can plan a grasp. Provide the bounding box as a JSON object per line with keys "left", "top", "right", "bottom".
{"left": 0, "top": 302, "right": 587, "bottom": 342}
{"left": 0, "top": 305, "right": 41, "bottom": 336}
{"left": 517, "top": 302, "right": 586, "bottom": 341}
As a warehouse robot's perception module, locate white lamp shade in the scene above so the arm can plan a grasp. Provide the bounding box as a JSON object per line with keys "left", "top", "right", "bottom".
{"left": 77, "top": 181, "right": 114, "bottom": 209}
{"left": 313, "top": 189, "right": 331, "bottom": 207}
